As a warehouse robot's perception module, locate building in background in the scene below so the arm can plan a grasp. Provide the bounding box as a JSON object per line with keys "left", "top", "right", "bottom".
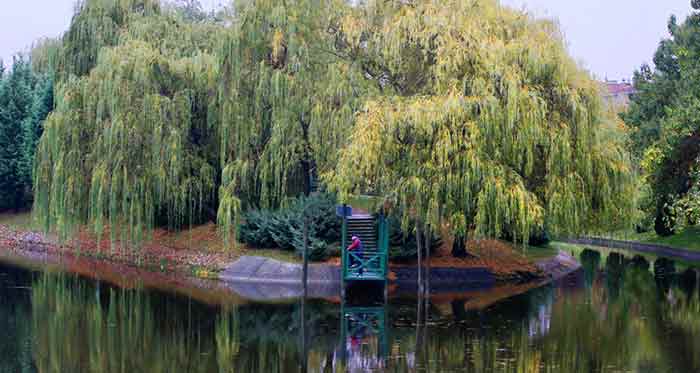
{"left": 602, "top": 79, "right": 636, "bottom": 109}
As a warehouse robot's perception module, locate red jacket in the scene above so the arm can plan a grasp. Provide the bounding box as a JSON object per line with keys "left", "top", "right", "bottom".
{"left": 348, "top": 238, "right": 362, "bottom": 251}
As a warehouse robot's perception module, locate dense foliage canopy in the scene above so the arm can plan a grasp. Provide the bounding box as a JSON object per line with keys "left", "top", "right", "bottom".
{"left": 624, "top": 1, "right": 700, "bottom": 235}
{"left": 328, "top": 0, "right": 635, "bottom": 241}
{"left": 31, "top": 0, "right": 635, "bottom": 248}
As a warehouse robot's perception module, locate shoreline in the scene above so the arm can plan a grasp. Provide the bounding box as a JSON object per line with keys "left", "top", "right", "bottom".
{"left": 220, "top": 251, "right": 580, "bottom": 287}
{"left": 565, "top": 237, "right": 700, "bottom": 262}
{"left": 0, "top": 222, "right": 582, "bottom": 302}
{"left": 0, "top": 245, "right": 582, "bottom": 308}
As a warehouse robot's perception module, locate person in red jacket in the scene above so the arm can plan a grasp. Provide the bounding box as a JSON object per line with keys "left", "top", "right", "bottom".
{"left": 347, "top": 235, "right": 363, "bottom": 272}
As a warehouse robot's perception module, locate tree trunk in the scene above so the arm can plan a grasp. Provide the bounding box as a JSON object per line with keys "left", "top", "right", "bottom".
{"left": 416, "top": 222, "right": 423, "bottom": 295}
{"left": 424, "top": 223, "right": 431, "bottom": 301}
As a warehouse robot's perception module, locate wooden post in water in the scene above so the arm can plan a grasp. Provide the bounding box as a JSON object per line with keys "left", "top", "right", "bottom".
{"left": 300, "top": 291, "right": 308, "bottom": 372}
{"left": 425, "top": 223, "right": 431, "bottom": 308}
{"left": 303, "top": 176, "right": 311, "bottom": 296}
{"left": 416, "top": 222, "right": 424, "bottom": 295}
{"left": 341, "top": 203, "right": 348, "bottom": 298}
{"left": 301, "top": 180, "right": 310, "bottom": 372}
{"left": 303, "top": 214, "right": 309, "bottom": 298}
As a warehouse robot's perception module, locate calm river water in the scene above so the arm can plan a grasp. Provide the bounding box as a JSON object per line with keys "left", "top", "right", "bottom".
{"left": 1, "top": 250, "right": 699, "bottom": 373}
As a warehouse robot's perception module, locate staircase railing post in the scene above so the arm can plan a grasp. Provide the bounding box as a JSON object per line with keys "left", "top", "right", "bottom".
{"left": 379, "top": 211, "right": 389, "bottom": 300}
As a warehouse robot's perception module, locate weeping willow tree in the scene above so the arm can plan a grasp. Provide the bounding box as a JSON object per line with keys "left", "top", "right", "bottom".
{"left": 34, "top": 0, "right": 372, "bottom": 248}
{"left": 34, "top": 0, "right": 221, "bottom": 247}
{"left": 327, "top": 0, "right": 636, "bottom": 243}
{"left": 214, "top": 0, "right": 372, "bottom": 244}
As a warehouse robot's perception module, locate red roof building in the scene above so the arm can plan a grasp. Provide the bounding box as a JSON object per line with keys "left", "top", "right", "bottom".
{"left": 602, "top": 79, "right": 636, "bottom": 109}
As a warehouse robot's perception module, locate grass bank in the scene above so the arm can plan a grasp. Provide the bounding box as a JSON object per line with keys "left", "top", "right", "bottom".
{"left": 1, "top": 211, "right": 545, "bottom": 283}
{"left": 0, "top": 211, "right": 300, "bottom": 276}
{"left": 0, "top": 211, "right": 33, "bottom": 231}
{"left": 541, "top": 241, "right": 700, "bottom": 270}
{"left": 596, "top": 226, "right": 700, "bottom": 251}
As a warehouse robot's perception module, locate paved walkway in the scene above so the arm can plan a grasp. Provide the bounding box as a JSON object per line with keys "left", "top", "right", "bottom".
{"left": 565, "top": 237, "right": 700, "bottom": 262}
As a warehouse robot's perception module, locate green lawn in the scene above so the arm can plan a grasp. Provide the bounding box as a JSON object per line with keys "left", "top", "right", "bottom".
{"left": 0, "top": 211, "right": 34, "bottom": 231}
{"left": 550, "top": 241, "right": 655, "bottom": 264}
{"left": 526, "top": 241, "right": 658, "bottom": 265}
{"left": 346, "top": 195, "right": 380, "bottom": 214}
{"left": 522, "top": 245, "right": 560, "bottom": 261}
{"left": 549, "top": 241, "right": 700, "bottom": 270}
{"left": 640, "top": 226, "right": 700, "bottom": 251}
{"left": 598, "top": 226, "right": 700, "bottom": 251}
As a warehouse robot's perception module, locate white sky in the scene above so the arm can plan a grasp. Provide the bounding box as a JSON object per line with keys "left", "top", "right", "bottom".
{"left": 0, "top": 0, "right": 223, "bottom": 67}
{"left": 500, "top": 0, "right": 693, "bottom": 80}
{"left": 0, "top": 0, "right": 696, "bottom": 80}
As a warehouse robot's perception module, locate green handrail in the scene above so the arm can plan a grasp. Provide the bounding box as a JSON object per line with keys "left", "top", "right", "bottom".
{"left": 343, "top": 213, "right": 389, "bottom": 281}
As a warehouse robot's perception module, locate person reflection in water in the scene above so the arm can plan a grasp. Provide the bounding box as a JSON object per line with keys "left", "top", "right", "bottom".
{"left": 349, "top": 315, "right": 369, "bottom": 349}
{"left": 344, "top": 314, "right": 384, "bottom": 371}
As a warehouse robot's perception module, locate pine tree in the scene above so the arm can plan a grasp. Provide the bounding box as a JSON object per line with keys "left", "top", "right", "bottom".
{"left": 21, "top": 75, "right": 53, "bottom": 190}
{"left": 0, "top": 56, "right": 35, "bottom": 211}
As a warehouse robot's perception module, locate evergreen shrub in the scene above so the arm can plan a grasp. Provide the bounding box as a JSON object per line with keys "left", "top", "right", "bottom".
{"left": 238, "top": 193, "right": 341, "bottom": 261}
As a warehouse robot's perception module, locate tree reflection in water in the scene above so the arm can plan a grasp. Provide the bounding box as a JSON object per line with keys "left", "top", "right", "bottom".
{"left": 0, "top": 254, "right": 699, "bottom": 372}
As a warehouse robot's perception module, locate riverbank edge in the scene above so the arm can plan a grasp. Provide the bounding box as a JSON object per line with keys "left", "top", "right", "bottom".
{"left": 219, "top": 251, "right": 580, "bottom": 286}
{"left": 565, "top": 237, "right": 700, "bottom": 261}
{"left": 0, "top": 223, "right": 580, "bottom": 296}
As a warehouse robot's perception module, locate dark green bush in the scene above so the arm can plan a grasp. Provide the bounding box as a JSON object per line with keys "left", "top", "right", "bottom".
{"left": 238, "top": 210, "right": 277, "bottom": 248}
{"left": 528, "top": 228, "right": 551, "bottom": 247}
{"left": 238, "top": 193, "right": 341, "bottom": 261}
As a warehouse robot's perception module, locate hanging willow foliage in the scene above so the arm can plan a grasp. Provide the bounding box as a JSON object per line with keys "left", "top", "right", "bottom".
{"left": 57, "top": 0, "right": 162, "bottom": 79}
{"left": 34, "top": 2, "right": 220, "bottom": 247}
{"left": 34, "top": 0, "right": 635, "bottom": 249}
{"left": 34, "top": 0, "right": 372, "bottom": 248}
{"left": 326, "top": 0, "right": 636, "bottom": 242}
{"left": 214, "top": 0, "right": 372, "bottom": 245}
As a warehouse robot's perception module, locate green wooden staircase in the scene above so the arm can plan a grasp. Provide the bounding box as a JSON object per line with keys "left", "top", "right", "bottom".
{"left": 342, "top": 213, "right": 389, "bottom": 282}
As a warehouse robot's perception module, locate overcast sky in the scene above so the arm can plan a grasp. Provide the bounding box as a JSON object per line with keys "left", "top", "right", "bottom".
{"left": 0, "top": 0, "right": 695, "bottom": 80}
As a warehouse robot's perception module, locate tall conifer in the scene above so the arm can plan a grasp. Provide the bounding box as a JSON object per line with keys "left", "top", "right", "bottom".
{"left": 0, "top": 57, "right": 34, "bottom": 210}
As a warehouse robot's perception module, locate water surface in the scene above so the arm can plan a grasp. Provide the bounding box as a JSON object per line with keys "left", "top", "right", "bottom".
{"left": 1, "top": 250, "right": 699, "bottom": 373}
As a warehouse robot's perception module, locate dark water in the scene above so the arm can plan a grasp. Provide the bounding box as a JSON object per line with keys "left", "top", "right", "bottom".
{"left": 1, "top": 251, "right": 700, "bottom": 373}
